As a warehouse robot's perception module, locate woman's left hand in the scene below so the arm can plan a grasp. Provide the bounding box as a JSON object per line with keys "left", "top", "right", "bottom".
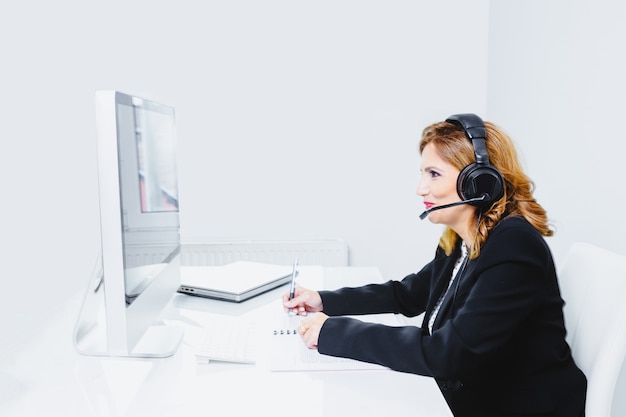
{"left": 297, "top": 312, "right": 329, "bottom": 349}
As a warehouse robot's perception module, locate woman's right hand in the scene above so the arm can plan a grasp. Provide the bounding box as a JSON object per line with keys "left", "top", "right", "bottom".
{"left": 282, "top": 286, "right": 323, "bottom": 315}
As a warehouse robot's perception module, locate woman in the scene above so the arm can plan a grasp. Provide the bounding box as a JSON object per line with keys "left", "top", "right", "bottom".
{"left": 283, "top": 114, "right": 587, "bottom": 417}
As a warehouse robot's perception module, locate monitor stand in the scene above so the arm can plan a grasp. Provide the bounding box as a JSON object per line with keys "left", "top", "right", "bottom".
{"left": 73, "top": 256, "right": 183, "bottom": 358}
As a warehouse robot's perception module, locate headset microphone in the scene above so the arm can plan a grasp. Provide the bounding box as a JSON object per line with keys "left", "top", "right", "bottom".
{"left": 419, "top": 194, "right": 488, "bottom": 220}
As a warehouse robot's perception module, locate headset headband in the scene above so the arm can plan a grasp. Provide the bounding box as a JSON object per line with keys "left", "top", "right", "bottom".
{"left": 445, "top": 113, "right": 490, "bottom": 165}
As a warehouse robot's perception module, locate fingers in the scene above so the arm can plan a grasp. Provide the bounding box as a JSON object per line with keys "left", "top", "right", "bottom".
{"left": 296, "top": 317, "right": 316, "bottom": 335}
{"left": 282, "top": 286, "right": 302, "bottom": 308}
{"left": 287, "top": 304, "right": 307, "bottom": 316}
{"left": 297, "top": 313, "right": 327, "bottom": 349}
{"left": 282, "top": 286, "right": 323, "bottom": 315}
{"left": 298, "top": 322, "right": 318, "bottom": 349}
{"left": 283, "top": 291, "right": 308, "bottom": 315}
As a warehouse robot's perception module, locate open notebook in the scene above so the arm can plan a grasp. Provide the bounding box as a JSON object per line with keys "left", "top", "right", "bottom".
{"left": 270, "top": 312, "right": 404, "bottom": 371}
{"left": 178, "top": 261, "right": 293, "bottom": 302}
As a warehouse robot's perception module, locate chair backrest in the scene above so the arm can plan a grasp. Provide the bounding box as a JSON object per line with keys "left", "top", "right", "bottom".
{"left": 558, "top": 242, "right": 626, "bottom": 417}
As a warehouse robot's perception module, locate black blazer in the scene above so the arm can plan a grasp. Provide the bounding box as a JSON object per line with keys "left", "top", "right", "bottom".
{"left": 318, "top": 216, "right": 586, "bottom": 417}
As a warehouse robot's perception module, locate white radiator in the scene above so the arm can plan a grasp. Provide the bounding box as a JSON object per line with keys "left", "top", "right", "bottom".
{"left": 180, "top": 239, "right": 349, "bottom": 267}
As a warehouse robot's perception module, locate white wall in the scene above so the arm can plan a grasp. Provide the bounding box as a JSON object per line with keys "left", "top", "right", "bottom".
{"left": 0, "top": 1, "right": 489, "bottom": 350}
{"left": 487, "top": 0, "right": 626, "bottom": 265}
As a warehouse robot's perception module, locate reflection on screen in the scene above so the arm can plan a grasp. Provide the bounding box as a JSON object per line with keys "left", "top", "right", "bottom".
{"left": 115, "top": 97, "right": 181, "bottom": 306}
{"left": 135, "top": 105, "right": 179, "bottom": 213}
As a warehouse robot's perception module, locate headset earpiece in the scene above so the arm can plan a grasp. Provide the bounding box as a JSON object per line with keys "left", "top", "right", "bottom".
{"left": 446, "top": 114, "right": 504, "bottom": 210}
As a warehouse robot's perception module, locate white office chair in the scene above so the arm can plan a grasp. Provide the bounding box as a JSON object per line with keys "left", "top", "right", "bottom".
{"left": 558, "top": 242, "right": 626, "bottom": 417}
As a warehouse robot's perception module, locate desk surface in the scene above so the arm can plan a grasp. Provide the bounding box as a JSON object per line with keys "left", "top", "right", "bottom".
{"left": 0, "top": 267, "right": 452, "bottom": 417}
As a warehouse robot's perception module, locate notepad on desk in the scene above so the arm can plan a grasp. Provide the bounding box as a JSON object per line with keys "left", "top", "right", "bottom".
{"left": 270, "top": 313, "right": 402, "bottom": 372}
{"left": 178, "top": 261, "right": 294, "bottom": 302}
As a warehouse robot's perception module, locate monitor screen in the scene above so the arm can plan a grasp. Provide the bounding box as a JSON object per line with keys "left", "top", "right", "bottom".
{"left": 74, "top": 90, "right": 183, "bottom": 358}
{"left": 114, "top": 95, "right": 180, "bottom": 304}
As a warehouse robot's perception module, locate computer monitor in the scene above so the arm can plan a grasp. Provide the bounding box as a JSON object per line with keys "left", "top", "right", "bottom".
{"left": 74, "top": 90, "right": 183, "bottom": 358}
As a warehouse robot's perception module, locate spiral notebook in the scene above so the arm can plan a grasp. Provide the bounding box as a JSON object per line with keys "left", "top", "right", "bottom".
{"left": 270, "top": 313, "right": 402, "bottom": 372}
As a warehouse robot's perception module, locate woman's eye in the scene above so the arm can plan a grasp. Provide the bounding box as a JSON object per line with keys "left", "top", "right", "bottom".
{"left": 429, "top": 169, "right": 441, "bottom": 178}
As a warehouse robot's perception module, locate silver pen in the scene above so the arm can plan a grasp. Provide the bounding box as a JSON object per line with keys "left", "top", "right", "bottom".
{"left": 288, "top": 258, "right": 298, "bottom": 315}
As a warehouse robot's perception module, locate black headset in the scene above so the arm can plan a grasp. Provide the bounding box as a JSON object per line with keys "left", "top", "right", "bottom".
{"left": 445, "top": 114, "right": 504, "bottom": 210}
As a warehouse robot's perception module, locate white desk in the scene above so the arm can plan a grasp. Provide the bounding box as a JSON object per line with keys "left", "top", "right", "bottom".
{"left": 0, "top": 267, "right": 452, "bottom": 417}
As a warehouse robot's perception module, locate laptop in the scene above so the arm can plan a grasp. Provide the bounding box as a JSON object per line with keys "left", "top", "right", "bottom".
{"left": 178, "top": 261, "right": 294, "bottom": 302}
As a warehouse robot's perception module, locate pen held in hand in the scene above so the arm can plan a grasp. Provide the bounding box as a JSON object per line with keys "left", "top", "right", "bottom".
{"left": 288, "top": 258, "right": 298, "bottom": 315}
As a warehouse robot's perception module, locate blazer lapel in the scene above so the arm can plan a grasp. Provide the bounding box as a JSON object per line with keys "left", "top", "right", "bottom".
{"left": 432, "top": 258, "right": 474, "bottom": 331}
{"left": 423, "top": 247, "right": 462, "bottom": 332}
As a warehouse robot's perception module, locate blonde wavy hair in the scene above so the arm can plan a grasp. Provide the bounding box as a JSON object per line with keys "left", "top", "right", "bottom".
{"left": 419, "top": 119, "right": 553, "bottom": 259}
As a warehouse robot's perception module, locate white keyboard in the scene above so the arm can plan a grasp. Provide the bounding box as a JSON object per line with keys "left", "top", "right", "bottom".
{"left": 195, "top": 319, "right": 257, "bottom": 364}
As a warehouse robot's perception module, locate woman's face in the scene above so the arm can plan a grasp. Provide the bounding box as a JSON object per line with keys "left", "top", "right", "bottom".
{"left": 417, "top": 143, "right": 475, "bottom": 231}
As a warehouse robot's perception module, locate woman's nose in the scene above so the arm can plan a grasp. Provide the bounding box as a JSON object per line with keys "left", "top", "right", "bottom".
{"left": 416, "top": 179, "right": 427, "bottom": 197}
